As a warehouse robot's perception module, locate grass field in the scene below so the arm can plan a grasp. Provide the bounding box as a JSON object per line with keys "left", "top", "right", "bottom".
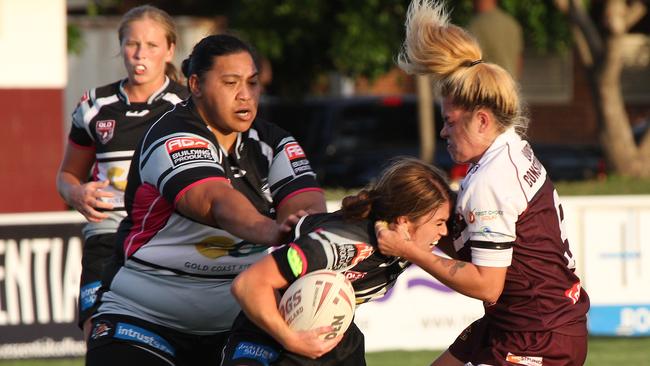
{"left": 0, "top": 337, "right": 648, "bottom": 365}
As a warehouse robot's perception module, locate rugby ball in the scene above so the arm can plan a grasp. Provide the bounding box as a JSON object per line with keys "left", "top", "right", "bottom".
{"left": 279, "top": 270, "right": 356, "bottom": 340}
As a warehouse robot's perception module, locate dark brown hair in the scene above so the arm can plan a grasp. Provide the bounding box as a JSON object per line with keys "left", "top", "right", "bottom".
{"left": 341, "top": 157, "right": 451, "bottom": 223}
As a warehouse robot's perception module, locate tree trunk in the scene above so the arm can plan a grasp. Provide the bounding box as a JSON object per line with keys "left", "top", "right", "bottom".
{"left": 567, "top": 0, "right": 650, "bottom": 178}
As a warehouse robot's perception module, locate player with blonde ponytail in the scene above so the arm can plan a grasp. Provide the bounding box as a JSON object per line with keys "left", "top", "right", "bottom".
{"left": 377, "top": 1, "right": 590, "bottom": 365}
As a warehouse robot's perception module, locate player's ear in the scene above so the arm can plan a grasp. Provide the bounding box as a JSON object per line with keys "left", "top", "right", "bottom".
{"left": 395, "top": 216, "right": 408, "bottom": 225}
{"left": 188, "top": 74, "right": 202, "bottom": 97}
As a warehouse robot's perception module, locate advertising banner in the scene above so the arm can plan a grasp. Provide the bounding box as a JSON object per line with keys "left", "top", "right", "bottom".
{"left": 0, "top": 212, "right": 85, "bottom": 359}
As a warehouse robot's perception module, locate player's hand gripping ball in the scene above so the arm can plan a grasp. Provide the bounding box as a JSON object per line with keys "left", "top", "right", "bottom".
{"left": 279, "top": 270, "right": 356, "bottom": 340}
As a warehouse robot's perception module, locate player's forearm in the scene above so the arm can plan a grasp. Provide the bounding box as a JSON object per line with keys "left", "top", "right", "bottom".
{"left": 211, "top": 197, "right": 280, "bottom": 245}
{"left": 276, "top": 191, "right": 326, "bottom": 223}
{"left": 406, "top": 248, "right": 503, "bottom": 303}
{"left": 56, "top": 171, "right": 82, "bottom": 206}
{"left": 232, "top": 274, "right": 295, "bottom": 347}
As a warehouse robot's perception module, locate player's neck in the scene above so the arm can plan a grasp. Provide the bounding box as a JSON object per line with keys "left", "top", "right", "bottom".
{"left": 123, "top": 78, "right": 166, "bottom": 103}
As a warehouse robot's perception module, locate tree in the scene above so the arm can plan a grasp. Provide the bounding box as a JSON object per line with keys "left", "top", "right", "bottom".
{"left": 229, "top": 0, "right": 409, "bottom": 96}
{"left": 555, "top": 0, "right": 650, "bottom": 178}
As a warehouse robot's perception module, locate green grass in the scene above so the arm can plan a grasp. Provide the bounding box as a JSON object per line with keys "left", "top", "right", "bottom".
{"left": 2, "top": 337, "right": 648, "bottom": 365}
{"left": 366, "top": 337, "right": 650, "bottom": 365}
{"left": 554, "top": 175, "right": 650, "bottom": 196}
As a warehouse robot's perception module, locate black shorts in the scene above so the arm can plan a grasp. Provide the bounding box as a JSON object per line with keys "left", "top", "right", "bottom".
{"left": 78, "top": 233, "right": 116, "bottom": 328}
{"left": 448, "top": 317, "right": 588, "bottom": 366}
{"left": 222, "top": 312, "right": 366, "bottom": 366}
{"left": 86, "top": 314, "right": 229, "bottom": 366}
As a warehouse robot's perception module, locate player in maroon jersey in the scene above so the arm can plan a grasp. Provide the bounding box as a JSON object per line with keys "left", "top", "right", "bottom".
{"left": 375, "top": 1, "right": 589, "bottom": 365}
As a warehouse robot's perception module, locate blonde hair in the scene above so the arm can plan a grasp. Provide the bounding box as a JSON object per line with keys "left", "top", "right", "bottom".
{"left": 341, "top": 157, "right": 451, "bottom": 223}
{"left": 118, "top": 5, "right": 180, "bottom": 82}
{"left": 398, "top": 0, "right": 529, "bottom": 135}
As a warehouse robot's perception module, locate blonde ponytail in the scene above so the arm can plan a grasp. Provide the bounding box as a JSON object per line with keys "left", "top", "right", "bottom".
{"left": 399, "top": 0, "right": 529, "bottom": 135}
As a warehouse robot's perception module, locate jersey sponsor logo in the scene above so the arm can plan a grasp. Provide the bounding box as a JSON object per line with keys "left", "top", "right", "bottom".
{"left": 565, "top": 281, "right": 582, "bottom": 304}
{"left": 505, "top": 353, "right": 543, "bottom": 366}
{"left": 473, "top": 209, "right": 503, "bottom": 222}
{"left": 284, "top": 142, "right": 313, "bottom": 175}
{"left": 95, "top": 120, "right": 116, "bottom": 144}
{"left": 107, "top": 166, "right": 127, "bottom": 191}
{"left": 233, "top": 341, "right": 279, "bottom": 364}
{"left": 344, "top": 270, "right": 367, "bottom": 281}
{"left": 334, "top": 243, "right": 374, "bottom": 270}
{"left": 90, "top": 320, "right": 113, "bottom": 340}
{"left": 284, "top": 142, "right": 305, "bottom": 160}
{"left": 194, "top": 236, "right": 267, "bottom": 260}
{"left": 165, "top": 137, "right": 216, "bottom": 167}
{"left": 125, "top": 110, "right": 150, "bottom": 117}
{"left": 114, "top": 322, "right": 175, "bottom": 356}
{"left": 79, "top": 280, "right": 101, "bottom": 311}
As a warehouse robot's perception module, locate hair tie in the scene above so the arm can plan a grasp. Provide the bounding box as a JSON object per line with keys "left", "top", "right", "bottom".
{"left": 468, "top": 59, "right": 483, "bottom": 67}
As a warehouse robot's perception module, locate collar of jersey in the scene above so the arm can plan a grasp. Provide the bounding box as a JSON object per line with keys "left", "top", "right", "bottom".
{"left": 118, "top": 76, "right": 170, "bottom": 105}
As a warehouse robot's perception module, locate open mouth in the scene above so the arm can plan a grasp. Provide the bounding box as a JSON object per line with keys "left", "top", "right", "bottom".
{"left": 134, "top": 65, "right": 146, "bottom": 75}
{"left": 235, "top": 108, "right": 251, "bottom": 119}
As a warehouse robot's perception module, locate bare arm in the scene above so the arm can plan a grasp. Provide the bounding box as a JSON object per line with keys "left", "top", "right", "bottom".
{"left": 176, "top": 180, "right": 299, "bottom": 246}
{"left": 56, "top": 143, "right": 114, "bottom": 222}
{"left": 231, "top": 255, "right": 341, "bottom": 359}
{"left": 276, "top": 190, "right": 326, "bottom": 223}
{"left": 375, "top": 224, "right": 506, "bottom": 303}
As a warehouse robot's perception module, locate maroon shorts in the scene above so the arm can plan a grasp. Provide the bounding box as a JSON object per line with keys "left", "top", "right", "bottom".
{"left": 448, "top": 318, "right": 588, "bottom": 366}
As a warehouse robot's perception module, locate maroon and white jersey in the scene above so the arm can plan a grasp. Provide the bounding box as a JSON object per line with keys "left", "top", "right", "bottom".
{"left": 97, "top": 99, "right": 322, "bottom": 333}
{"left": 68, "top": 77, "right": 187, "bottom": 238}
{"left": 452, "top": 128, "right": 589, "bottom": 334}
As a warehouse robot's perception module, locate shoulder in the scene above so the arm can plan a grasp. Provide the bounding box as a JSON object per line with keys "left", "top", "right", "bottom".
{"left": 142, "top": 101, "right": 207, "bottom": 145}
{"left": 247, "top": 118, "right": 292, "bottom": 147}
{"left": 303, "top": 214, "right": 370, "bottom": 242}
{"left": 161, "top": 81, "right": 189, "bottom": 104}
{"left": 467, "top": 139, "right": 546, "bottom": 207}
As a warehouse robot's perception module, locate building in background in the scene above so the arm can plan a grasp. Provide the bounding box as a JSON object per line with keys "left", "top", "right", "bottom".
{"left": 0, "top": 0, "right": 67, "bottom": 212}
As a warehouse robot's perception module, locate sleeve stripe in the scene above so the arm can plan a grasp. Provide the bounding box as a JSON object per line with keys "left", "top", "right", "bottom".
{"left": 173, "top": 177, "right": 230, "bottom": 205}
{"left": 276, "top": 187, "right": 324, "bottom": 209}
{"left": 471, "top": 246, "right": 513, "bottom": 267}
{"left": 67, "top": 138, "right": 95, "bottom": 151}
{"left": 470, "top": 240, "right": 514, "bottom": 250}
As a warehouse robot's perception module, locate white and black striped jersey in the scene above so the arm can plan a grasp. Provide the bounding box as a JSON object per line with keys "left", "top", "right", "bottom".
{"left": 68, "top": 77, "right": 188, "bottom": 238}
{"left": 97, "top": 99, "right": 322, "bottom": 334}
{"left": 272, "top": 212, "right": 410, "bottom": 305}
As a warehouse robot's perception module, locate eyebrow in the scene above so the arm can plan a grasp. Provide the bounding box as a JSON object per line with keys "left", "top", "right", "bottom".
{"left": 221, "top": 71, "right": 259, "bottom": 78}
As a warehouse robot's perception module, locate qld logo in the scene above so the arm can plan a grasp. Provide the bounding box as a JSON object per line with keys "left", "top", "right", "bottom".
{"left": 96, "top": 120, "right": 116, "bottom": 144}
